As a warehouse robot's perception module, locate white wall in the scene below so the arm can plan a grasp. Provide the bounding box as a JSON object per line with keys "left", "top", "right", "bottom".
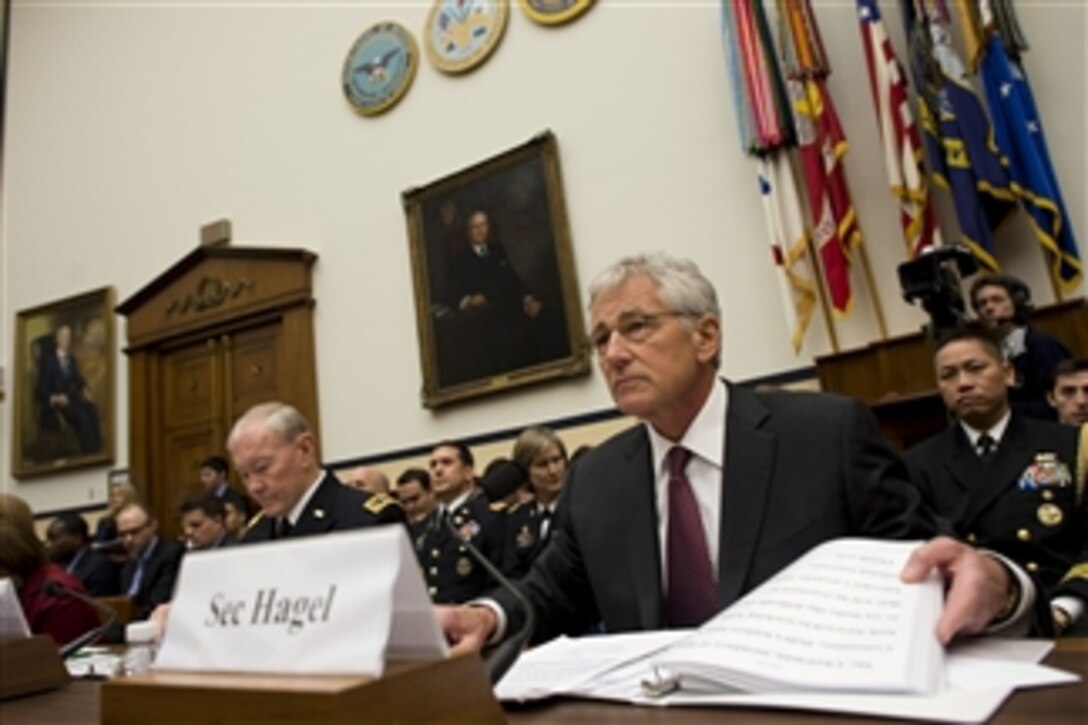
{"left": 1, "top": 1, "right": 1084, "bottom": 512}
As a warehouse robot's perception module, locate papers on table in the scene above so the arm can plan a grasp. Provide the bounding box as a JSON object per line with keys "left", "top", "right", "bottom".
{"left": 496, "top": 539, "right": 1080, "bottom": 723}
{"left": 498, "top": 633, "right": 1078, "bottom": 723}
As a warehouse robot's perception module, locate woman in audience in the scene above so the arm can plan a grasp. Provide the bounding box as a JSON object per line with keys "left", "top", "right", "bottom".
{"left": 505, "top": 426, "right": 569, "bottom": 577}
{"left": 0, "top": 494, "right": 99, "bottom": 646}
{"left": 93, "top": 480, "right": 138, "bottom": 543}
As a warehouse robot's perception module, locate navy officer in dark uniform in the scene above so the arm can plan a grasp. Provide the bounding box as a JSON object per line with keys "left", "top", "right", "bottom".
{"left": 905, "top": 328, "right": 1086, "bottom": 636}
{"left": 228, "top": 402, "right": 403, "bottom": 543}
{"left": 416, "top": 440, "right": 507, "bottom": 603}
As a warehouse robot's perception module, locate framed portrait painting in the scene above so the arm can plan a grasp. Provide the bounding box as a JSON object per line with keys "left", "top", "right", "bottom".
{"left": 403, "top": 131, "right": 590, "bottom": 408}
{"left": 11, "top": 287, "right": 116, "bottom": 477}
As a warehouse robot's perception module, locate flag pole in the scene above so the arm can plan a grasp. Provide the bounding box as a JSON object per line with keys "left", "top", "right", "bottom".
{"left": 809, "top": 234, "right": 841, "bottom": 354}
{"left": 856, "top": 242, "right": 889, "bottom": 340}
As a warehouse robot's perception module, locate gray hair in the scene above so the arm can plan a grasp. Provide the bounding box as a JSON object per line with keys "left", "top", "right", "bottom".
{"left": 512, "top": 426, "right": 568, "bottom": 471}
{"left": 588, "top": 253, "right": 722, "bottom": 367}
{"left": 227, "top": 402, "right": 311, "bottom": 451}
{"left": 587, "top": 253, "right": 720, "bottom": 320}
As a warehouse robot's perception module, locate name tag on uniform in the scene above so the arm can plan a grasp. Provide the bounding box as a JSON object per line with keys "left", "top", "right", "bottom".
{"left": 155, "top": 526, "right": 446, "bottom": 676}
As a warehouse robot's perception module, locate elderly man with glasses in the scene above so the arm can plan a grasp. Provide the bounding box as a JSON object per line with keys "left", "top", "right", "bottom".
{"left": 439, "top": 253, "right": 1047, "bottom": 652}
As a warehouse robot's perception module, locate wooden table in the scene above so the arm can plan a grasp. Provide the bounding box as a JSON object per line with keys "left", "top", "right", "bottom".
{"left": 3, "top": 640, "right": 1085, "bottom": 723}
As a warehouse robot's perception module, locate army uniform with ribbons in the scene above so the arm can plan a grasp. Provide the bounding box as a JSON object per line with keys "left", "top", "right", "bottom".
{"left": 503, "top": 500, "right": 557, "bottom": 579}
{"left": 905, "top": 418, "right": 1087, "bottom": 633}
{"left": 241, "top": 470, "right": 404, "bottom": 543}
{"left": 414, "top": 489, "right": 508, "bottom": 604}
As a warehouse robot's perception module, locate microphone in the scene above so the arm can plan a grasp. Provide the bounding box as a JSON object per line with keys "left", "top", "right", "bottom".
{"left": 90, "top": 539, "right": 124, "bottom": 553}
{"left": 480, "top": 459, "right": 527, "bottom": 503}
{"left": 442, "top": 516, "right": 535, "bottom": 684}
{"left": 44, "top": 580, "right": 118, "bottom": 659}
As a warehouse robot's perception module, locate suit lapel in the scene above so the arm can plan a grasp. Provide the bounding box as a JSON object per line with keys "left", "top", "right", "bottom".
{"left": 718, "top": 384, "right": 775, "bottom": 607}
{"left": 621, "top": 430, "right": 663, "bottom": 630}
{"left": 291, "top": 472, "right": 338, "bottom": 537}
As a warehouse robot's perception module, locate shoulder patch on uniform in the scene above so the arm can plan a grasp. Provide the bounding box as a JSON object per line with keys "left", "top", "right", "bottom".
{"left": 364, "top": 493, "right": 396, "bottom": 514}
{"left": 244, "top": 512, "right": 265, "bottom": 532}
{"left": 489, "top": 501, "right": 508, "bottom": 512}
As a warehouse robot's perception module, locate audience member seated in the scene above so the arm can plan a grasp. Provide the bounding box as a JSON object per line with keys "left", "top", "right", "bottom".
{"left": 904, "top": 328, "right": 1086, "bottom": 636}
{"left": 396, "top": 467, "right": 437, "bottom": 533}
{"left": 117, "top": 502, "right": 185, "bottom": 623}
{"left": 45, "top": 512, "right": 121, "bottom": 596}
{"left": 1048, "top": 359, "right": 1088, "bottom": 426}
{"left": 342, "top": 465, "right": 392, "bottom": 496}
{"left": 481, "top": 456, "right": 531, "bottom": 507}
{"left": 200, "top": 454, "right": 254, "bottom": 518}
{"left": 221, "top": 497, "right": 249, "bottom": 541}
{"left": 504, "top": 427, "right": 569, "bottom": 578}
{"left": 179, "top": 494, "right": 235, "bottom": 551}
{"left": 0, "top": 494, "right": 99, "bottom": 646}
{"left": 93, "top": 480, "right": 138, "bottom": 547}
{"left": 970, "top": 274, "right": 1071, "bottom": 420}
{"left": 415, "top": 440, "right": 508, "bottom": 603}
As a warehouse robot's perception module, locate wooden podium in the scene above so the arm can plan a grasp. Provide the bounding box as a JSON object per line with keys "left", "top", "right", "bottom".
{"left": 100, "top": 654, "right": 504, "bottom": 723}
{"left": 0, "top": 635, "right": 70, "bottom": 701}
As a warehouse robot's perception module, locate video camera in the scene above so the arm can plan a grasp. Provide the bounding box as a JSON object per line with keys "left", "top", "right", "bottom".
{"left": 897, "top": 245, "right": 978, "bottom": 339}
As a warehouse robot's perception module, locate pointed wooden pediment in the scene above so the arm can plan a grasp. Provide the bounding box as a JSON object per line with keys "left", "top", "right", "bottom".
{"left": 117, "top": 246, "right": 316, "bottom": 349}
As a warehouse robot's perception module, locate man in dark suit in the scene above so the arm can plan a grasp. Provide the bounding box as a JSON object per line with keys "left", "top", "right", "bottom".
{"left": 229, "top": 402, "right": 404, "bottom": 543}
{"left": 970, "top": 274, "right": 1070, "bottom": 421}
{"left": 45, "top": 512, "right": 120, "bottom": 596}
{"left": 905, "top": 328, "right": 1086, "bottom": 635}
{"left": 178, "top": 494, "right": 236, "bottom": 551}
{"left": 34, "top": 323, "right": 103, "bottom": 453}
{"left": 441, "top": 210, "right": 546, "bottom": 381}
{"left": 117, "top": 502, "right": 185, "bottom": 621}
{"left": 439, "top": 253, "right": 1034, "bottom": 650}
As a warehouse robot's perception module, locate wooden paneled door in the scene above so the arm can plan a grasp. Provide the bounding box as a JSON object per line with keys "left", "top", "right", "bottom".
{"left": 118, "top": 247, "right": 319, "bottom": 537}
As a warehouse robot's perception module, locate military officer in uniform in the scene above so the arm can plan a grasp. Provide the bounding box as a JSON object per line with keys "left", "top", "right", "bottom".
{"left": 230, "top": 402, "right": 404, "bottom": 542}
{"left": 504, "top": 427, "right": 568, "bottom": 578}
{"left": 416, "top": 440, "right": 508, "bottom": 603}
{"left": 905, "top": 328, "right": 1087, "bottom": 635}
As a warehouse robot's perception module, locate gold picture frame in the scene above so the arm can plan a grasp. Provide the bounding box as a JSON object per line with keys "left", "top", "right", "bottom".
{"left": 423, "top": 0, "right": 509, "bottom": 75}
{"left": 518, "top": 0, "right": 595, "bottom": 26}
{"left": 403, "top": 131, "right": 590, "bottom": 408}
{"left": 12, "top": 287, "right": 116, "bottom": 477}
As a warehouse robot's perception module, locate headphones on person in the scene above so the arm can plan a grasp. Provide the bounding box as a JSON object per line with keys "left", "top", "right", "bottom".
{"left": 970, "top": 274, "right": 1033, "bottom": 325}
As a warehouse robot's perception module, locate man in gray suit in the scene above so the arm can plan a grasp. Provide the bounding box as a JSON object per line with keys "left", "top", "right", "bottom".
{"left": 439, "top": 253, "right": 1035, "bottom": 650}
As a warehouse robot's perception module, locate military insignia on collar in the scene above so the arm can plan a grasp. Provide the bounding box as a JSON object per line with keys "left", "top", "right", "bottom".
{"left": 457, "top": 521, "right": 480, "bottom": 541}
{"left": 244, "top": 512, "right": 265, "bottom": 532}
{"left": 363, "top": 493, "right": 396, "bottom": 514}
{"left": 1037, "top": 503, "right": 1064, "bottom": 527}
{"left": 313, "top": 508, "right": 326, "bottom": 519}
{"left": 516, "top": 524, "right": 535, "bottom": 549}
{"left": 456, "top": 556, "right": 473, "bottom": 577}
{"left": 1018, "top": 453, "right": 1072, "bottom": 491}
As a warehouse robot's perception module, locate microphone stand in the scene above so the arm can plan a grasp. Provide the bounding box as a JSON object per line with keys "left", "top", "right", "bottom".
{"left": 44, "top": 580, "right": 118, "bottom": 659}
{"left": 442, "top": 516, "right": 535, "bottom": 684}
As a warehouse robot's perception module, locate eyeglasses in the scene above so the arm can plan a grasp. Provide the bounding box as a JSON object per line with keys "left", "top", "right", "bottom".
{"left": 117, "top": 521, "right": 149, "bottom": 539}
{"left": 588, "top": 311, "right": 687, "bottom": 354}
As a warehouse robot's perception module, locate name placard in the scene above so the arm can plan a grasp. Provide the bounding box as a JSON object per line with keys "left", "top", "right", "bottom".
{"left": 155, "top": 525, "right": 447, "bottom": 676}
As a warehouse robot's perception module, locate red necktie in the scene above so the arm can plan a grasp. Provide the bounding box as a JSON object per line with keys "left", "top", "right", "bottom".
{"left": 665, "top": 446, "right": 718, "bottom": 627}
